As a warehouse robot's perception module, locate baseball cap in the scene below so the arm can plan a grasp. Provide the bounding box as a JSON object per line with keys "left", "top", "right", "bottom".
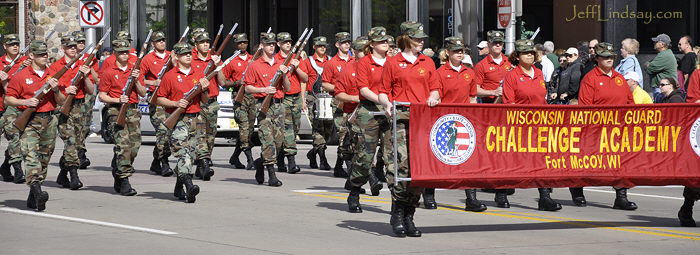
{"left": 651, "top": 33, "right": 672, "bottom": 45}
{"left": 623, "top": 71, "right": 640, "bottom": 83}
{"left": 477, "top": 41, "right": 488, "bottom": 49}
{"left": 565, "top": 47, "right": 579, "bottom": 55}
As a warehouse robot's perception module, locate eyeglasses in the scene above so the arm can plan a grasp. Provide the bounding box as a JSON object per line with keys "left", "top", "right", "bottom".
{"left": 659, "top": 82, "right": 671, "bottom": 86}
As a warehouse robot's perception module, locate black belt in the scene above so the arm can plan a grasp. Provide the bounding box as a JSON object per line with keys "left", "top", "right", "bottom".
{"left": 360, "top": 100, "right": 378, "bottom": 106}
{"left": 257, "top": 97, "right": 283, "bottom": 104}
{"left": 182, "top": 113, "right": 199, "bottom": 117}
{"left": 108, "top": 103, "right": 138, "bottom": 109}
{"left": 285, "top": 92, "right": 300, "bottom": 97}
{"left": 207, "top": 97, "right": 218, "bottom": 104}
{"left": 32, "top": 111, "right": 53, "bottom": 117}
{"left": 73, "top": 98, "right": 85, "bottom": 103}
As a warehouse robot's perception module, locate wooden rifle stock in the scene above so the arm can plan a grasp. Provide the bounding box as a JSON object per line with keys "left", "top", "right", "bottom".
{"left": 260, "top": 28, "right": 312, "bottom": 114}
{"left": 116, "top": 30, "right": 153, "bottom": 126}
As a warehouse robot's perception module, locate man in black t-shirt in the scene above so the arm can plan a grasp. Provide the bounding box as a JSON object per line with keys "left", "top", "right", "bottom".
{"left": 678, "top": 35, "right": 697, "bottom": 90}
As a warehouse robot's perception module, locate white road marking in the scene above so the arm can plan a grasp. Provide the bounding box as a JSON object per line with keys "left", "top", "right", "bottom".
{"left": 0, "top": 207, "right": 177, "bottom": 235}
{"left": 582, "top": 188, "right": 684, "bottom": 200}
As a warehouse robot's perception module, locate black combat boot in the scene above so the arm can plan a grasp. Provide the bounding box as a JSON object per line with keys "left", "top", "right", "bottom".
{"left": 332, "top": 158, "right": 344, "bottom": 176}
{"left": 422, "top": 188, "right": 437, "bottom": 209}
{"left": 78, "top": 149, "right": 90, "bottom": 169}
{"left": 12, "top": 162, "right": 24, "bottom": 184}
{"left": 464, "top": 189, "right": 487, "bottom": 212}
{"left": 276, "top": 153, "right": 287, "bottom": 172}
{"left": 390, "top": 201, "right": 407, "bottom": 237}
{"left": 244, "top": 149, "right": 254, "bottom": 170}
{"left": 307, "top": 148, "right": 318, "bottom": 169}
{"left": 347, "top": 187, "right": 362, "bottom": 213}
{"left": 229, "top": 145, "right": 246, "bottom": 169}
{"left": 494, "top": 189, "right": 510, "bottom": 208}
{"left": 194, "top": 159, "right": 202, "bottom": 178}
{"left": 538, "top": 188, "right": 562, "bottom": 211}
{"left": 254, "top": 158, "right": 265, "bottom": 184}
{"left": 678, "top": 193, "right": 696, "bottom": 227}
{"left": 183, "top": 174, "right": 200, "bottom": 203}
{"left": 343, "top": 179, "right": 366, "bottom": 194}
{"left": 200, "top": 159, "right": 214, "bottom": 181}
{"left": 160, "top": 157, "right": 173, "bottom": 177}
{"left": 56, "top": 156, "right": 70, "bottom": 188}
{"left": 28, "top": 182, "right": 49, "bottom": 211}
{"left": 403, "top": 204, "right": 422, "bottom": 237}
{"left": 150, "top": 149, "right": 162, "bottom": 175}
{"left": 111, "top": 155, "right": 120, "bottom": 193}
{"left": 68, "top": 166, "right": 83, "bottom": 190}
{"left": 368, "top": 170, "right": 383, "bottom": 196}
{"left": 174, "top": 174, "right": 186, "bottom": 200}
{"left": 1, "top": 151, "right": 14, "bottom": 182}
{"left": 119, "top": 177, "right": 137, "bottom": 196}
{"left": 318, "top": 149, "right": 331, "bottom": 170}
{"left": 287, "top": 155, "right": 300, "bottom": 174}
{"left": 613, "top": 188, "right": 637, "bottom": 210}
{"left": 266, "top": 164, "right": 282, "bottom": 187}
{"left": 569, "top": 187, "right": 586, "bottom": 206}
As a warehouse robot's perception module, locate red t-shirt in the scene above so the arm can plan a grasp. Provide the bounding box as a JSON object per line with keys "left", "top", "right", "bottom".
{"left": 502, "top": 66, "right": 547, "bottom": 105}
{"left": 221, "top": 52, "right": 253, "bottom": 87}
{"left": 686, "top": 70, "right": 700, "bottom": 103}
{"left": 157, "top": 67, "right": 204, "bottom": 113}
{"left": 0, "top": 54, "right": 29, "bottom": 111}
{"left": 474, "top": 54, "right": 512, "bottom": 101}
{"left": 436, "top": 63, "right": 478, "bottom": 104}
{"left": 138, "top": 50, "right": 171, "bottom": 92}
{"left": 579, "top": 67, "right": 633, "bottom": 105}
{"left": 335, "top": 61, "right": 359, "bottom": 113}
{"left": 304, "top": 54, "right": 327, "bottom": 92}
{"left": 244, "top": 56, "right": 284, "bottom": 99}
{"left": 379, "top": 53, "right": 441, "bottom": 104}
{"left": 98, "top": 63, "right": 140, "bottom": 104}
{"left": 49, "top": 56, "right": 87, "bottom": 99}
{"left": 192, "top": 54, "right": 220, "bottom": 97}
{"left": 356, "top": 55, "right": 386, "bottom": 101}
{"left": 6, "top": 66, "right": 57, "bottom": 112}
{"left": 321, "top": 54, "right": 355, "bottom": 87}
{"left": 82, "top": 52, "right": 99, "bottom": 83}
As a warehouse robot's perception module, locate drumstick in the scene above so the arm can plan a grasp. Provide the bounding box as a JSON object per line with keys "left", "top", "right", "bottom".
{"left": 303, "top": 109, "right": 313, "bottom": 127}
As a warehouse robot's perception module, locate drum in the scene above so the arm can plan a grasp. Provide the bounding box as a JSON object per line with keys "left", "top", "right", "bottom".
{"left": 315, "top": 93, "right": 334, "bottom": 120}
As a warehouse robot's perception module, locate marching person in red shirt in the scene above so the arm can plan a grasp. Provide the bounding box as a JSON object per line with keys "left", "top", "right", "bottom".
{"left": 98, "top": 39, "right": 146, "bottom": 197}
{"left": 99, "top": 31, "right": 137, "bottom": 77}
{"left": 5, "top": 40, "right": 62, "bottom": 211}
{"left": 378, "top": 21, "right": 441, "bottom": 237}
{"left": 71, "top": 30, "right": 98, "bottom": 169}
{"left": 502, "top": 39, "right": 563, "bottom": 211}
{"left": 0, "top": 34, "right": 31, "bottom": 183}
{"left": 246, "top": 32, "right": 291, "bottom": 187}
{"left": 191, "top": 31, "right": 221, "bottom": 181}
{"left": 474, "top": 30, "right": 509, "bottom": 103}
{"left": 218, "top": 33, "right": 256, "bottom": 170}
{"left": 576, "top": 42, "right": 637, "bottom": 210}
{"left": 157, "top": 42, "right": 210, "bottom": 203}
{"left": 436, "top": 36, "right": 488, "bottom": 212}
{"left": 50, "top": 35, "right": 95, "bottom": 191}
{"left": 303, "top": 36, "right": 329, "bottom": 170}
{"left": 322, "top": 32, "right": 355, "bottom": 176}
{"left": 138, "top": 31, "right": 174, "bottom": 177}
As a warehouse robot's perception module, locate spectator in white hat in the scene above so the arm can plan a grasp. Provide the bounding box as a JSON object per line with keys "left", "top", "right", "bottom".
{"left": 475, "top": 40, "right": 489, "bottom": 64}
{"left": 624, "top": 71, "right": 652, "bottom": 104}
{"left": 555, "top": 47, "right": 583, "bottom": 104}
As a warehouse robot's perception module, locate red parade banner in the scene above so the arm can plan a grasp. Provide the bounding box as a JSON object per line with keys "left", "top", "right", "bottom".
{"left": 408, "top": 103, "right": 700, "bottom": 189}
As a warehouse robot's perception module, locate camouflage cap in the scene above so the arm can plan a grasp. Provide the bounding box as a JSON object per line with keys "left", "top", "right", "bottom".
{"left": 487, "top": 30, "right": 505, "bottom": 43}
{"left": 594, "top": 42, "right": 616, "bottom": 57}
{"left": 387, "top": 35, "right": 396, "bottom": 47}
{"left": 151, "top": 31, "right": 166, "bottom": 42}
{"left": 190, "top": 28, "right": 206, "bottom": 43}
{"left": 260, "top": 32, "right": 276, "bottom": 44}
{"left": 444, "top": 36, "right": 466, "bottom": 51}
{"left": 400, "top": 21, "right": 428, "bottom": 39}
{"left": 61, "top": 35, "right": 78, "bottom": 47}
{"left": 195, "top": 32, "right": 211, "bottom": 42}
{"left": 72, "top": 31, "right": 86, "bottom": 41}
{"left": 313, "top": 36, "right": 328, "bottom": 46}
{"left": 116, "top": 31, "right": 132, "bottom": 41}
{"left": 335, "top": 32, "right": 352, "bottom": 43}
{"left": 112, "top": 39, "right": 130, "bottom": 52}
{"left": 368, "top": 26, "right": 390, "bottom": 42}
{"left": 352, "top": 37, "right": 368, "bottom": 51}
{"left": 276, "top": 32, "right": 292, "bottom": 42}
{"left": 514, "top": 39, "right": 535, "bottom": 52}
{"left": 30, "top": 40, "right": 48, "bottom": 54}
{"left": 172, "top": 42, "right": 193, "bottom": 55}
{"left": 3, "top": 34, "right": 20, "bottom": 44}
{"left": 233, "top": 33, "right": 249, "bottom": 43}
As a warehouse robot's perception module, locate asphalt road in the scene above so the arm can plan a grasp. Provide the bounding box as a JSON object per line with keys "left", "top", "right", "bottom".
{"left": 1, "top": 136, "right": 698, "bottom": 254}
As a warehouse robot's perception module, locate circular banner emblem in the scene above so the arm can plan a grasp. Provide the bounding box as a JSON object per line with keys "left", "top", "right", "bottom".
{"left": 430, "top": 114, "right": 476, "bottom": 165}
{"left": 690, "top": 116, "right": 700, "bottom": 158}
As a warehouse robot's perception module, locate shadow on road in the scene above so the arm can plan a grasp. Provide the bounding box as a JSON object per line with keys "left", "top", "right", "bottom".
{"left": 0, "top": 199, "right": 28, "bottom": 210}
{"left": 138, "top": 191, "right": 181, "bottom": 201}
{"left": 316, "top": 201, "right": 389, "bottom": 214}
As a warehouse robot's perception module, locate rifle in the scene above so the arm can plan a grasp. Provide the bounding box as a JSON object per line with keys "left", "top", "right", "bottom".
{"left": 163, "top": 55, "right": 236, "bottom": 129}
{"left": 203, "top": 23, "right": 238, "bottom": 76}
{"left": 210, "top": 24, "right": 224, "bottom": 52}
{"left": 11, "top": 29, "right": 56, "bottom": 76}
{"left": 259, "top": 28, "right": 312, "bottom": 114}
{"left": 147, "top": 26, "right": 190, "bottom": 105}
{"left": 59, "top": 28, "right": 112, "bottom": 115}
{"left": 13, "top": 41, "right": 91, "bottom": 131}
{"left": 116, "top": 30, "right": 153, "bottom": 126}
{"left": 233, "top": 27, "right": 272, "bottom": 105}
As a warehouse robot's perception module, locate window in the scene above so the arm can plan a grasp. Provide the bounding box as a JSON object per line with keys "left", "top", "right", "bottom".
{"left": 145, "top": 0, "right": 167, "bottom": 36}
{"left": 186, "top": 0, "right": 207, "bottom": 30}
{"left": 371, "top": 0, "right": 405, "bottom": 39}
{"left": 0, "top": 2, "right": 17, "bottom": 35}
{"left": 311, "top": 0, "right": 351, "bottom": 56}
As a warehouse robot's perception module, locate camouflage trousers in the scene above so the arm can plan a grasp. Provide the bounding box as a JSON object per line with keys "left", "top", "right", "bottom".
{"left": 170, "top": 113, "right": 201, "bottom": 176}
{"left": 386, "top": 107, "right": 423, "bottom": 205}
{"left": 332, "top": 100, "right": 347, "bottom": 149}
{"left": 337, "top": 112, "right": 356, "bottom": 161}
{"left": 1, "top": 107, "right": 23, "bottom": 164}
{"left": 282, "top": 93, "right": 302, "bottom": 156}
{"left": 81, "top": 92, "right": 97, "bottom": 150}
{"left": 256, "top": 100, "right": 284, "bottom": 165}
{"left": 107, "top": 106, "right": 141, "bottom": 178}
{"left": 149, "top": 103, "right": 171, "bottom": 159}
{"left": 306, "top": 92, "right": 334, "bottom": 151}
{"left": 58, "top": 99, "right": 90, "bottom": 168}
{"left": 20, "top": 112, "right": 58, "bottom": 185}
{"left": 197, "top": 99, "right": 220, "bottom": 160}
{"left": 233, "top": 92, "right": 256, "bottom": 150}
{"left": 349, "top": 101, "right": 392, "bottom": 187}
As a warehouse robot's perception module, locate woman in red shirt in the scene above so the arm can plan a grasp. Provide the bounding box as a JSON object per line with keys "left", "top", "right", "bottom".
{"left": 502, "top": 39, "right": 562, "bottom": 211}
{"left": 378, "top": 21, "right": 441, "bottom": 237}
